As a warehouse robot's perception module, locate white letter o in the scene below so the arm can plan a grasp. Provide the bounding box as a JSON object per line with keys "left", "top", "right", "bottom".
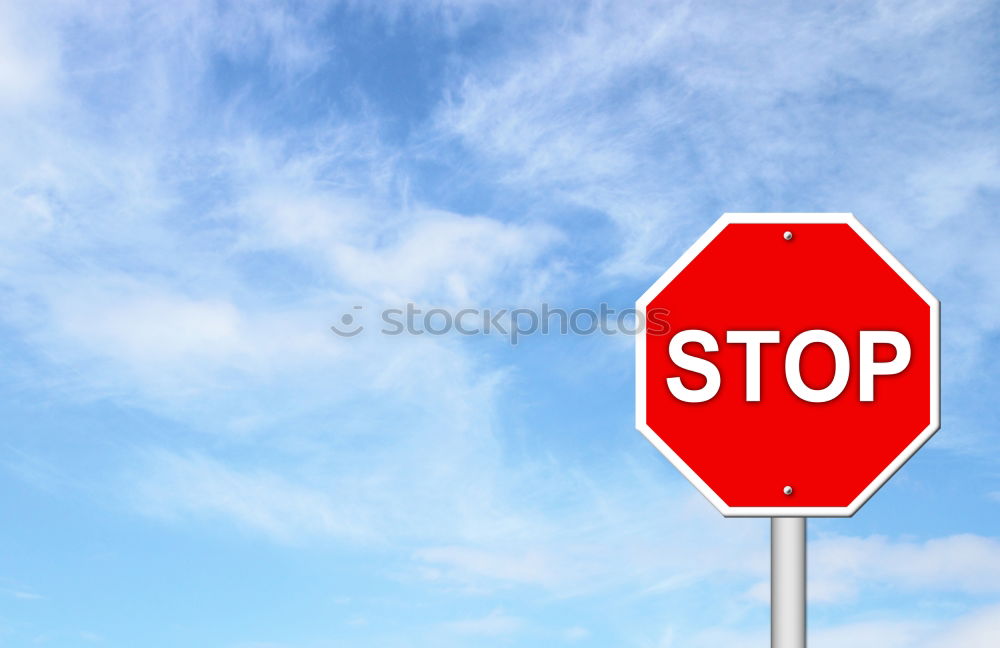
{"left": 784, "top": 330, "right": 849, "bottom": 403}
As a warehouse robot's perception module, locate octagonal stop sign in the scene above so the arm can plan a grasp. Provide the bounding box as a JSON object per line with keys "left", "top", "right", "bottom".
{"left": 636, "top": 213, "right": 939, "bottom": 516}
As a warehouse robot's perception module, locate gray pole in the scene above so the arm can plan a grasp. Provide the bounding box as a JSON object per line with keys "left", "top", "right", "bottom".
{"left": 771, "top": 517, "right": 806, "bottom": 648}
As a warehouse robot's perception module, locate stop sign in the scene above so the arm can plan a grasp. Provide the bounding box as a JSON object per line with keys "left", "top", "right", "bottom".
{"left": 636, "top": 213, "right": 939, "bottom": 517}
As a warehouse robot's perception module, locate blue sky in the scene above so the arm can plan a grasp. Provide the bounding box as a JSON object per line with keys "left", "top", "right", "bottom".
{"left": 1, "top": 1, "right": 998, "bottom": 646}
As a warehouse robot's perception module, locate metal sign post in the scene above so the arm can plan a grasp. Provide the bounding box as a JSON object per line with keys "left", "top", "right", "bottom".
{"left": 771, "top": 517, "right": 806, "bottom": 648}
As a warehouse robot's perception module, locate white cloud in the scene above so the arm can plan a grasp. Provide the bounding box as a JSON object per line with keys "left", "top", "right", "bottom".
{"left": 809, "top": 602, "right": 1000, "bottom": 648}
{"left": 439, "top": 608, "right": 523, "bottom": 637}
{"left": 0, "top": 5, "right": 566, "bottom": 553}
{"left": 0, "top": 6, "right": 996, "bottom": 646}
{"left": 414, "top": 545, "right": 564, "bottom": 589}
{"left": 11, "top": 591, "right": 43, "bottom": 600}
{"left": 224, "top": 134, "right": 563, "bottom": 305}
{"left": 410, "top": 475, "right": 771, "bottom": 595}
{"left": 436, "top": 0, "right": 999, "bottom": 322}
{"left": 0, "top": 0, "right": 563, "bottom": 425}
{"left": 741, "top": 533, "right": 1000, "bottom": 606}
{"left": 433, "top": 1, "right": 1000, "bottom": 479}
{"left": 122, "top": 329, "right": 533, "bottom": 545}
{"left": 130, "top": 439, "right": 773, "bottom": 595}
{"left": 811, "top": 618, "right": 928, "bottom": 648}
{"left": 327, "top": 211, "right": 560, "bottom": 304}
{"left": 652, "top": 600, "right": 1000, "bottom": 648}
{"left": 413, "top": 498, "right": 1000, "bottom": 605}
{"left": 43, "top": 281, "right": 330, "bottom": 372}
{"left": 809, "top": 533, "right": 1000, "bottom": 602}
{"left": 130, "top": 449, "right": 373, "bottom": 543}
{"left": 924, "top": 602, "right": 1000, "bottom": 648}
{"left": 0, "top": 1, "right": 59, "bottom": 109}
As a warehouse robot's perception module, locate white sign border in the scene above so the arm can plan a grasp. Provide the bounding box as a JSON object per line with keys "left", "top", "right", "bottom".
{"left": 635, "top": 213, "right": 941, "bottom": 518}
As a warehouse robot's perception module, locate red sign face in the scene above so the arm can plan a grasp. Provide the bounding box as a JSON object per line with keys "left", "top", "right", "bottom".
{"left": 636, "top": 214, "right": 939, "bottom": 517}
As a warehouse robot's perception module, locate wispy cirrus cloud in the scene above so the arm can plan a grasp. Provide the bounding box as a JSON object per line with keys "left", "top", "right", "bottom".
{"left": 0, "top": 3, "right": 997, "bottom": 646}
{"left": 130, "top": 448, "right": 374, "bottom": 543}
{"left": 438, "top": 0, "right": 998, "bottom": 273}
{"left": 0, "top": 0, "right": 561, "bottom": 423}
{"left": 434, "top": 0, "right": 1000, "bottom": 469}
